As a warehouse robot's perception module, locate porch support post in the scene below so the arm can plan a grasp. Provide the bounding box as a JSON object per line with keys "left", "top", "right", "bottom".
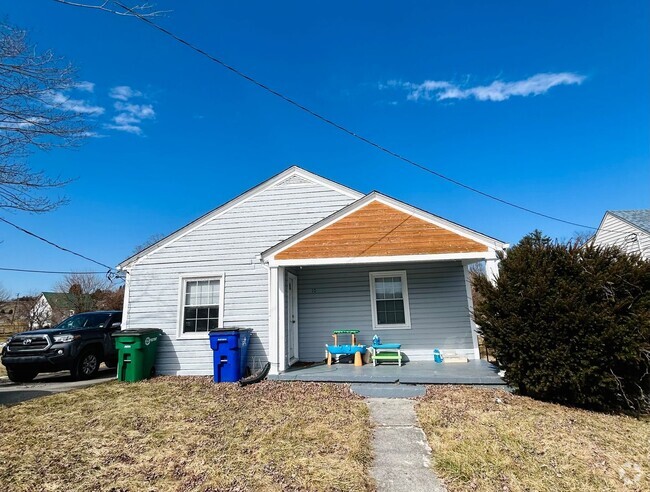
{"left": 277, "top": 267, "right": 287, "bottom": 373}
{"left": 463, "top": 261, "right": 481, "bottom": 360}
{"left": 268, "top": 266, "right": 286, "bottom": 375}
{"left": 485, "top": 258, "right": 500, "bottom": 285}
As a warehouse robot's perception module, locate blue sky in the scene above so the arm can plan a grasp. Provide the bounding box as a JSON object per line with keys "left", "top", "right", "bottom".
{"left": 1, "top": 1, "right": 648, "bottom": 294}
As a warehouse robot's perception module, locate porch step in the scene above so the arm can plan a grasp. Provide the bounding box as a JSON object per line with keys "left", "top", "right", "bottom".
{"left": 350, "top": 383, "right": 426, "bottom": 399}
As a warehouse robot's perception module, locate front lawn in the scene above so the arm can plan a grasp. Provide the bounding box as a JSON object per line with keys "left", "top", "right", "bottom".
{"left": 0, "top": 378, "right": 373, "bottom": 491}
{"left": 416, "top": 386, "right": 650, "bottom": 491}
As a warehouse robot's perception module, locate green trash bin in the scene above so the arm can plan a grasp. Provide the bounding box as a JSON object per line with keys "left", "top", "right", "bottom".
{"left": 112, "top": 328, "right": 162, "bottom": 382}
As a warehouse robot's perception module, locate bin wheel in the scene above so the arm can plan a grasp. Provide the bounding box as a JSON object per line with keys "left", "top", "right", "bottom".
{"left": 72, "top": 349, "right": 100, "bottom": 380}
{"left": 150, "top": 366, "right": 156, "bottom": 378}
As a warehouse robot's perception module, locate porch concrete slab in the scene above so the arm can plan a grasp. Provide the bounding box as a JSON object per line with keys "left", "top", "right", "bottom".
{"left": 269, "top": 363, "right": 398, "bottom": 383}
{"left": 351, "top": 383, "right": 426, "bottom": 398}
{"left": 271, "top": 360, "right": 503, "bottom": 385}
{"left": 367, "top": 398, "right": 445, "bottom": 491}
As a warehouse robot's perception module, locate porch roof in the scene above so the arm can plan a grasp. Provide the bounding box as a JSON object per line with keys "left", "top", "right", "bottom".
{"left": 262, "top": 192, "right": 508, "bottom": 266}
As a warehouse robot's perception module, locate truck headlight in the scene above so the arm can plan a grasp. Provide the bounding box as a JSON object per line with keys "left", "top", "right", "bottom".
{"left": 53, "top": 334, "right": 79, "bottom": 343}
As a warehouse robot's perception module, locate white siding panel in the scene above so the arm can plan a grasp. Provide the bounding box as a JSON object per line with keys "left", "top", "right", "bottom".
{"left": 124, "top": 178, "right": 356, "bottom": 375}
{"left": 592, "top": 214, "right": 650, "bottom": 260}
{"left": 296, "top": 261, "right": 475, "bottom": 361}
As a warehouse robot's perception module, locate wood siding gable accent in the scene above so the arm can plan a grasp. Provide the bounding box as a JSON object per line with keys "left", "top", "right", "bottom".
{"left": 275, "top": 200, "right": 489, "bottom": 260}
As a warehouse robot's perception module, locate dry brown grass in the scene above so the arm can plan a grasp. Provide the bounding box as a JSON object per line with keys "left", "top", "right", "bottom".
{"left": 0, "top": 363, "right": 6, "bottom": 378}
{"left": 0, "top": 378, "right": 373, "bottom": 491}
{"left": 416, "top": 386, "right": 650, "bottom": 492}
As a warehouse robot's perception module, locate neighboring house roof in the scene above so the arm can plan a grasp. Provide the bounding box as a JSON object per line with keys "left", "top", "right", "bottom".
{"left": 41, "top": 292, "right": 77, "bottom": 310}
{"left": 262, "top": 191, "right": 508, "bottom": 261}
{"left": 118, "top": 166, "right": 363, "bottom": 269}
{"left": 608, "top": 210, "right": 650, "bottom": 235}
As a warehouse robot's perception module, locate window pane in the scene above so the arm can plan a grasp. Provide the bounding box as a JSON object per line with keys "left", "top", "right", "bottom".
{"left": 196, "top": 319, "right": 208, "bottom": 332}
{"left": 375, "top": 278, "right": 386, "bottom": 299}
{"left": 208, "top": 280, "right": 219, "bottom": 304}
{"left": 395, "top": 308, "right": 406, "bottom": 324}
{"left": 376, "top": 299, "right": 405, "bottom": 325}
{"left": 208, "top": 318, "right": 219, "bottom": 330}
{"left": 209, "top": 307, "right": 219, "bottom": 319}
{"left": 197, "top": 307, "right": 209, "bottom": 319}
{"left": 184, "top": 307, "right": 197, "bottom": 320}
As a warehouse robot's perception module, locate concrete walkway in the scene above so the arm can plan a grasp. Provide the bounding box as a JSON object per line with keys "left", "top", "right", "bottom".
{"left": 367, "top": 398, "right": 446, "bottom": 491}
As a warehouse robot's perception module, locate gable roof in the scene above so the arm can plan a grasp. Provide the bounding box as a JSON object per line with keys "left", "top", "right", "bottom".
{"left": 117, "top": 166, "right": 363, "bottom": 269}
{"left": 262, "top": 191, "right": 507, "bottom": 261}
{"left": 608, "top": 210, "right": 650, "bottom": 235}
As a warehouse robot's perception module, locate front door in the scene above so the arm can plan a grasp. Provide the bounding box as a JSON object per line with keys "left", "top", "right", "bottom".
{"left": 287, "top": 272, "right": 299, "bottom": 364}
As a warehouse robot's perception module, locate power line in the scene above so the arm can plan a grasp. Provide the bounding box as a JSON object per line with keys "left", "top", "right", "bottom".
{"left": 111, "top": 1, "right": 607, "bottom": 231}
{"left": 0, "top": 267, "right": 107, "bottom": 274}
{"left": 0, "top": 216, "right": 115, "bottom": 271}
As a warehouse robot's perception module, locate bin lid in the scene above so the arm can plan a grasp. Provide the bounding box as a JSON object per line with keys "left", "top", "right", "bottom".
{"left": 112, "top": 328, "right": 162, "bottom": 338}
{"left": 209, "top": 327, "right": 251, "bottom": 333}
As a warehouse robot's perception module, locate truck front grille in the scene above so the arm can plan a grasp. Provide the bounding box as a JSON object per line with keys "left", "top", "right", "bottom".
{"left": 7, "top": 334, "right": 51, "bottom": 352}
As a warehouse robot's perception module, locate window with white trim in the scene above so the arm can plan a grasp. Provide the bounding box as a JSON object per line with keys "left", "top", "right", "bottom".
{"left": 181, "top": 277, "right": 223, "bottom": 334}
{"left": 369, "top": 271, "right": 411, "bottom": 329}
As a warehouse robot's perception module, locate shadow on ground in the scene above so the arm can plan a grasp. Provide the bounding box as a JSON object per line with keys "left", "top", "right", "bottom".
{"left": 0, "top": 367, "right": 116, "bottom": 406}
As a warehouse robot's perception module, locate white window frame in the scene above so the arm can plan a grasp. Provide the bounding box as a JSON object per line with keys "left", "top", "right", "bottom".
{"left": 177, "top": 273, "right": 225, "bottom": 339}
{"left": 369, "top": 270, "right": 411, "bottom": 330}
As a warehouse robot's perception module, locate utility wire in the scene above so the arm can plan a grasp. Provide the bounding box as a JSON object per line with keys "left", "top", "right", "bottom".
{"left": 112, "top": 1, "right": 608, "bottom": 231}
{"left": 0, "top": 217, "right": 115, "bottom": 271}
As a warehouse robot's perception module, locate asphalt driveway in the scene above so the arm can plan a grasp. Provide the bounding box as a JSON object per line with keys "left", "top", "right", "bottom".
{"left": 0, "top": 366, "right": 115, "bottom": 406}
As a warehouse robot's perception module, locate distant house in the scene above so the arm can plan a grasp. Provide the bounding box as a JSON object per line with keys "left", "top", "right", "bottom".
{"left": 591, "top": 210, "right": 650, "bottom": 260}
{"left": 29, "top": 292, "right": 77, "bottom": 328}
{"left": 118, "top": 166, "right": 508, "bottom": 376}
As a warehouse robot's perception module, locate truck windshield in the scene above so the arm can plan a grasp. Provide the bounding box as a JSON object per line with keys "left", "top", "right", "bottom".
{"left": 55, "top": 313, "right": 112, "bottom": 330}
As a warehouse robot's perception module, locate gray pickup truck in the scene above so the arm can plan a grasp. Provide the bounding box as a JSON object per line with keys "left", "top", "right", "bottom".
{"left": 1, "top": 311, "right": 122, "bottom": 383}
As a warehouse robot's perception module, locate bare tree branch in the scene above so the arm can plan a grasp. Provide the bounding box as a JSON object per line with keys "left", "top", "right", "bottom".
{"left": 0, "top": 22, "right": 95, "bottom": 213}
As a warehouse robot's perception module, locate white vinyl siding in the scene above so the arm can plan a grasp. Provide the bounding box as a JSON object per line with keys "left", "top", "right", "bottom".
{"left": 296, "top": 261, "right": 476, "bottom": 361}
{"left": 592, "top": 213, "right": 650, "bottom": 260}
{"left": 123, "top": 176, "right": 357, "bottom": 375}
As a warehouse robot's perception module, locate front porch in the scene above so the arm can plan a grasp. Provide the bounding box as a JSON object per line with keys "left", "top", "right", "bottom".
{"left": 269, "top": 359, "right": 504, "bottom": 385}
{"left": 262, "top": 193, "right": 507, "bottom": 376}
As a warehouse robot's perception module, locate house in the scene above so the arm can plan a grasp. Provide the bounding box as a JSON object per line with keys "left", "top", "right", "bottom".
{"left": 118, "top": 167, "right": 508, "bottom": 376}
{"left": 29, "top": 292, "right": 77, "bottom": 328}
{"left": 590, "top": 210, "right": 650, "bottom": 260}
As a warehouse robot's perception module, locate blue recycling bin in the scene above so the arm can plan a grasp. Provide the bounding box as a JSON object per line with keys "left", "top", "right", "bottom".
{"left": 209, "top": 328, "right": 252, "bottom": 382}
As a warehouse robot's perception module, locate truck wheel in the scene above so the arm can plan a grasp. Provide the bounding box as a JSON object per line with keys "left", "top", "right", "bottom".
{"left": 72, "top": 349, "right": 100, "bottom": 380}
{"left": 7, "top": 368, "right": 38, "bottom": 383}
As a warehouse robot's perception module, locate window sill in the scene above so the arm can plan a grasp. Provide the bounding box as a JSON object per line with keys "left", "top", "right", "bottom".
{"left": 177, "top": 332, "right": 210, "bottom": 340}
{"left": 373, "top": 324, "right": 411, "bottom": 330}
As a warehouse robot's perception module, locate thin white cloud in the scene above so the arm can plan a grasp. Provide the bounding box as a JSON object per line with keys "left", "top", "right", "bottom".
{"left": 75, "top": 81, "right": 95, "bottom": 93}
{"left": 104, "top": 123, "right": 143, "bottom": 135}
{"left": 390, "top": 72, "right": 586, "bottom": 102}
{"left": 114, "top": 101, "right": 155, "bottom": 119}
{"left": 46, "top": 91, "right": 105, "bottom": 115}
{"left": 109, "top": 85, "right": 143, "bottom": 101}
{"left": 104, "top": 90, "right": 155, "bottom": 135}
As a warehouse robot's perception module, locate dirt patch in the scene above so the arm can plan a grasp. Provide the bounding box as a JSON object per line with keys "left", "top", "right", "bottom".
{"left": 416, "top": 386, "right": 650, "bottom": 491}
{"left": 0, "top": 378, "right": 373, "bottom": 491}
